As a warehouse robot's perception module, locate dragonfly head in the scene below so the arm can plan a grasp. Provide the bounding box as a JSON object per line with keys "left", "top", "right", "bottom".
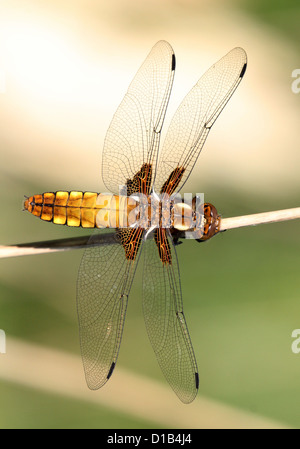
{"left": 193, "top": 201, "right": 220, "bottom": 241}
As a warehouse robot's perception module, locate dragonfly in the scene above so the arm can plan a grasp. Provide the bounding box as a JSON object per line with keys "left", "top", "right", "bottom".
{"left": 24, "top": 41, "right": 247, "bottom": 403}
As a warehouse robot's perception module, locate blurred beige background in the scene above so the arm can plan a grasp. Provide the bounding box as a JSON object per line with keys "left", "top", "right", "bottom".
{"left": 0, "top": 0, "right": 299, "bottom": 196}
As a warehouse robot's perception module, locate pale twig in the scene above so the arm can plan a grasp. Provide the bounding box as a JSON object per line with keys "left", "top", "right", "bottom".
{"left": 219, "top": 207, "right": 300, "bottom": 232}
{"left": 0, "top": 207, "right": 299, "bottom": 259}
{"left": 0, "top": 233, "right": 117, "bottom": 259}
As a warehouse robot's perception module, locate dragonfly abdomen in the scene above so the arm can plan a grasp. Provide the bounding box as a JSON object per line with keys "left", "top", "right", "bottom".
{"left": 24, "top": 191, "right": 137, "bottom": 228}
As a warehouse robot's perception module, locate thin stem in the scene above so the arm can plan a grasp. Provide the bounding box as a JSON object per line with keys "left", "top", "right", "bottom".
{"left": 0, "top": 232, "right": 117, "bottom": 259}
{"left": 219, "top": 207, "right": 300, "bottom": 232}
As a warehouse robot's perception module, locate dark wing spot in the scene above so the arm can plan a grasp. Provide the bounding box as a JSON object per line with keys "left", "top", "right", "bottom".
{"left": 240, "top": 63, "right": 247, "bottom": 78}
{"left": 107, "top": 362, "right": 116, "bottom": 379}
{"left": 172, "top": 53, "right": 176, "bottom": 71}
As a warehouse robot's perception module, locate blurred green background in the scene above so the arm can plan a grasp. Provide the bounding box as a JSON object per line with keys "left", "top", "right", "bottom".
{"left": 0, "top": 0, "right": 299, "bottom": 429}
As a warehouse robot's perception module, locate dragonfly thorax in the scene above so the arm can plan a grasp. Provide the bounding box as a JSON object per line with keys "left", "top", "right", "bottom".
{"left": 130, "top": 194, "right": 220, "bottom": 241}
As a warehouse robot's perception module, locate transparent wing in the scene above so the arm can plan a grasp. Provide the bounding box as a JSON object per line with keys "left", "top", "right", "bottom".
{"left": 155, "top": 47, "right": 247, "bottom": 194}
{"left": 143, "top": 228, "right": 199, "bottom": 403}
{"left": 102, "top": 40, "right": 175, "bottom": 195}
{"left": 77, "top": 229, "right": 143, "bottom": 390}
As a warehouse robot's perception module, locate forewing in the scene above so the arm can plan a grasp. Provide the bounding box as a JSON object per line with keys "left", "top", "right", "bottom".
{"left": 102, "top": 40, "right": 175, "bottom": 195}
{"left": 77, "top": 230, "right": 143, "bottom": 390}
{"left": 143, "top": 229, "right": 199, "bottom": 403}
{"left": 155, "top": 47, "right": 247, "bottom": 194}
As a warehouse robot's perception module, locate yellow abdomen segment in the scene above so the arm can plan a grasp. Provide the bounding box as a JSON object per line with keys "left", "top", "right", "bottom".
{"left": 24, "top": 191, "right": 137, "bottom": 228}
